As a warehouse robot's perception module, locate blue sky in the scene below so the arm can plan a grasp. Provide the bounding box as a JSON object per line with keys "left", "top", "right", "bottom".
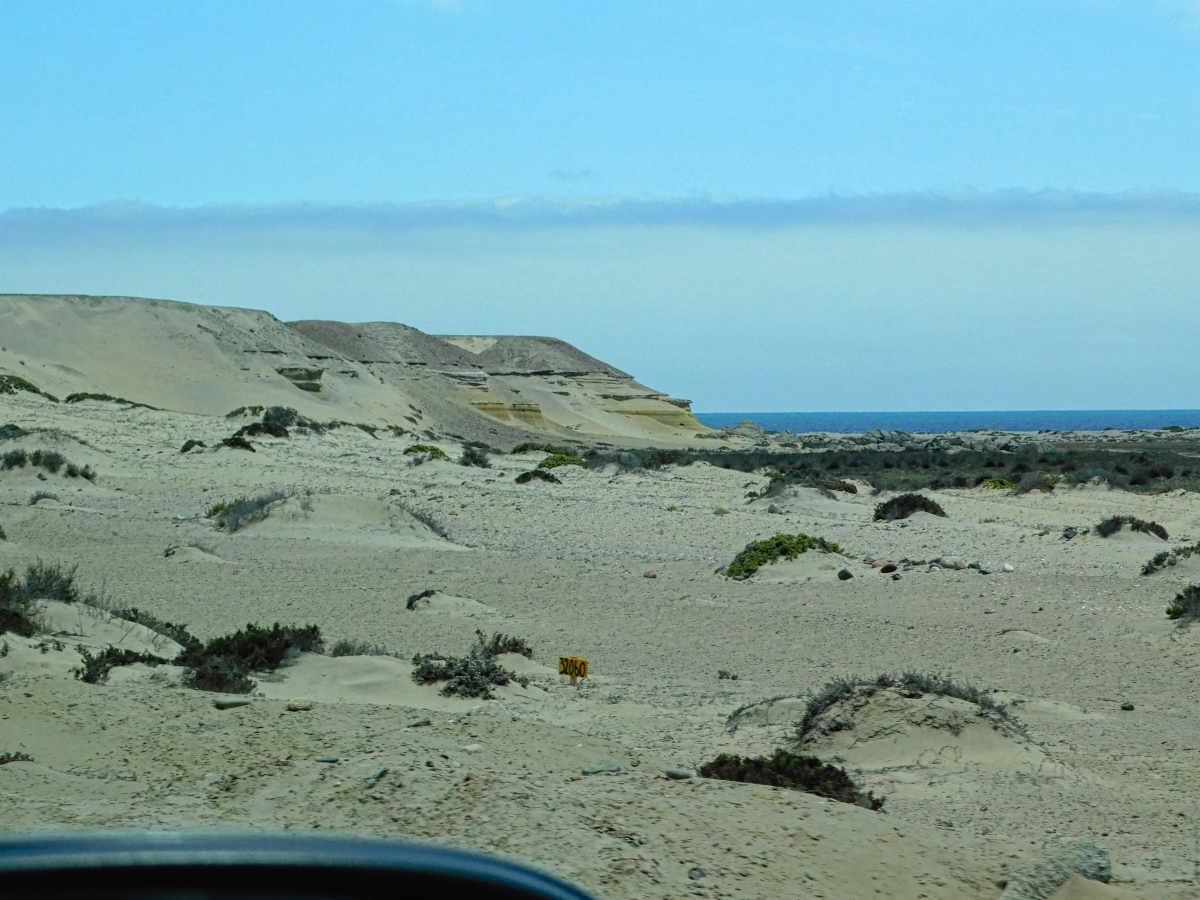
{"left": 2, "top": 1, "right": 1199, "bottom": 410}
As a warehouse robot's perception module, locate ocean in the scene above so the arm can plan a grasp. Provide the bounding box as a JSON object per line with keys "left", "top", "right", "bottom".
{"left": 693, "top": 410, "right": 1200, "bottom": 435}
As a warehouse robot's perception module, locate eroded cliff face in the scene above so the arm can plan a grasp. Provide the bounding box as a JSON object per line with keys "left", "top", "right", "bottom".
{"left": 0, "top": 294, "right": 701, "bottom": 445}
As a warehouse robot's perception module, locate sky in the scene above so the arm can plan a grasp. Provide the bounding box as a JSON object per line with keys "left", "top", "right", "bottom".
{"left": 2, "top": 1, "right": 1199, "bottom": 410}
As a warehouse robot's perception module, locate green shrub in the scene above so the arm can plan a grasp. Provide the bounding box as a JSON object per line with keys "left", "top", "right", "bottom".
{"left": 0, "top": 752, "right": 34, "bottom": 765}
{"left": 538, "top": 453, "right": 588, "bottom": 470}
{"left": 873, "top": 493, "right": 946, "bottom": 521}
{"left": 725, "top": 533, "right": 843, "bottom": 579}
{"left": 329, "top": 639, "right": 393, "bottom": 657}
{"left": 1143, "top": 540, "right": 1200, "bottom": 575}
{"left": 29, "top": 490, "right": 58, "bottom": 505}
{"left": 206, "top": 491, "right": 289, "bottom": 532}
{"left": 177, "top": 622, "right": 323, "bottom": 693}
{"left": 0, "top": 570, "right": 39, "bottom": 636}
{"left": 511, "top": 443, "right": 574, "bottom": 455}
{"left": 73, "top": 646, "right": 169, "bottom": 684}
{"left": 0, "top": 375, "right": 59, "bottom": 402}
{"left": 1, "top": 448, "right": 88, "bottom": 478}
{"left": 406, "top": 588, "right": 436, "bottom": 610}
{"left": 404, "top": 444, "right": 448, "bottom": 460}
{"left": 180, "top": 439, "right": 205, "bottom": 453}
{"left": 1095, "top": 516, "right": 1168, "bottom": 540}
{"left": 63, "top": 393, "right": 157, "bottom": 410}
{"left": 698, "top": 750, "right": 883, "bottom": 810}
{"left": 980, "top": 478, "right": 1014, "bottom": 490}
{"left": 226, "top": 406, "right": 265, "bottom": 418}
{"left": 1166, "top": 585, "right": 1200, "bottom": 624}
{"left": 412, "top": 646, "right": 521, "bottom": 699}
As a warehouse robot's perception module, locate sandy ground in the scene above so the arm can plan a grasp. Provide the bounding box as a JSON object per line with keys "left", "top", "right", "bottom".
{"left": 2, "top": 393, "right": 1199, "bottom": 899}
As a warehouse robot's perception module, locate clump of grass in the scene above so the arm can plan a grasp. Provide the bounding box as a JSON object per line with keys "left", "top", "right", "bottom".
{"left": 219, "top": 435, "right": 255, "bottom": 452}
{"left": 1013, "top": 473, "right": 1059, "bottom": 494}
{"left": 1142, "top": 540, "right": 1200, "bottom": 575}
{"left": 206, "top": 491, "right": 289, "bottom": 532}
{"left": 459, "top": 445, "right": 491, "bottom": 468}
{"left": 411, "top": 630, "right": 534, "bottom": 698}
{"left": 226, "top": 405, "right": 265, "bottom": 418}
{"left": 63, "top": 393, "right": 157, "bottom": 410}
{"left": 396, "top": 503, "right": 449, "bottom": 539}
{"left": 698, "top": 750, "right": 884, "bottom": 810}
{"left": 0, "top": 524, "right": 6, "bottom": 541}
{"left": 328, "top": 639, "right": 394, "bottom": 657}
{"left": 0, "top": 569, "right": 40, "bottom": 636}
{"left": 980, "top": 478, "right": 1014, "bottom": 490}
{"left": 180, "top": 439, "right": 205, "bottom": 453}
{"left": 24, "top": 561, "right": 79, "bottom": 603}
{"left": 73, "top": 646, "right": 169, "bottom": 684}
{"left": 538, "top": 453, "right": 588, "bottom": 470}
{"left": 724, "top": 533, "right": 843, "bottom": 579}
{"left": 177, "top": 622, "right": 323, "bottom": 693}
{"left": 797, "top": 672, "right": 1008, "bottom": 744}
{"left": 476, "top": 628, "right": 533, "bottom": 658}
{"left": 511, "top": 443, "right": 575, "bottom": 455}
{"left": 0, "top": 752, "right": 35, "bottom": 765}
{"left": 873, "top": 493, "right": 946, "bottom": 521}
{"left": 515, "top": 469, "right": 560, "bottom": 484}
{"left": 404, "top": 444, "right": 448, "bottom": 460}
{"left": 1166, "top": 585, "right": 1200, "bottom": 624}
{"left": 29, "top": 490, "right": 58, "bottom": 505}
{"left": 1095, "top": 515, "right": 1168, "bottom": 540}
{"left": 0, "top": 424, "right": 27, "bottom": 440}
{"left": 99, "top": 606, "right": 197, "bottom": 648}
{"left": 1, "top": 448, "right": 89, "bottom": 478}
{"left": 0, "top": 375, "right": 59, "bottom": 402}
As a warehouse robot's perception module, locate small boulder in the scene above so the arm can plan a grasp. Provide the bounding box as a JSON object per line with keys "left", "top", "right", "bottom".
{"left": 406, "top": 715, "right": 432, "bottom": 728}
{"left": 1120, "top": 702, "right": 1134, "bottom": 711}
{"left": 767, "top": 504, "right": 784, "bottom": 514}
{"left": 837, "top": 569, "right": 854, "bottom": 581}
{"left": 1003, "top": 563, "right": 1015, "bottom": 573}
{"left": 998, "top": 841, "right": 1111, "bottom": 899}
{"left": 880, "top": 563, "right": 897, "bottom": 574}
{"left": 286, "top": 698, "right": 314, "bottom": 712}
{"left": 214, "top": 696, "right": 252, "bottom": 710}
{"left": 644, "top": 571, "right": 657, "bottom": 579}
{"left": 665, "top": 767, "right": 694, "bottom": 780}
{"left": 713, "top": 508, "right": 730, "bottom": 516}
{"left": 582, "top": 762, "right": 622, "bottom": 775}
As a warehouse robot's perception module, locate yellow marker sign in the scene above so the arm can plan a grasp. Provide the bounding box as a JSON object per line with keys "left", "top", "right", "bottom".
{"left": 559, "top": 657, "right": 589, "bottom": 683}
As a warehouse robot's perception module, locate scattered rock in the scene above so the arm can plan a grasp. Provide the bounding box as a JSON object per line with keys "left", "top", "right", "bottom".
{"left": 767, "top": 504, "right": 784, "bottom": 514}
{"left": 1003, "top": 563, "right": 1015, "bottom": 573}
{"left": 582, "top": 762, "right": 622, "bottom": 775}
{"left": 997, "top": 841, "right": 1111, "bottom": 899}
{"left": 871, "top": 558, "right": 890, "bottom": 568}
{"left": 406, "top": 716, "right": 432, "bottom": 728}
{"left": 880, "top": 564, "right": 897, "bottom": 574}
{"left": 286, "top": 698, "right": 313, "bottom": 712}
{"left": 316, "top": 756, "right": 339, "bottom": 764}
{"left": 1063, "top": 527, "right": 1078, "bottom": 540}
{"left": 713, "top": 508, "right": 730, "bottom": 516}
{"left": 213, "top": 696, "right": 252, "bottom": 710}
{"left": 643, "top": 571, "right": 657, "bottom": 579}
{"left": 462, "top": 743, "right": 483, "bottom": 752}
{"left": 891, "top": 573, "right": 902, "bottom": 581}
{"left": 667, "top": 505, "right": 684, "bottom": 512}
{"left": 837, "top": 569, "right": 853, "bottom": 581}
{"left": 1120, "top": 702, "right": 1135, "bottom": 711}
{"left": 688, "top": 868, "right": 706, "bottom": 881}
{"left": 665, "top": 767, "right": 694, "bottom": 780}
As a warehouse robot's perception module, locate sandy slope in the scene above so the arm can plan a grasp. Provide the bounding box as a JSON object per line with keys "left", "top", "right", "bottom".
{"left": 1, "top": 392, "right": 1199, "bottom": 899}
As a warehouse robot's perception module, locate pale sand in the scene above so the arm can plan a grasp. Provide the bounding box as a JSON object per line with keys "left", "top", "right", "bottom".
{"left": 2, "top": 402, "right": 1198, "bottom": 897}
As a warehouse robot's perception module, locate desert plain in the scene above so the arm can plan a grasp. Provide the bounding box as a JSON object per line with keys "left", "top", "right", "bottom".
{"left": 1, "top": 295, "right": 1198, "bottom": 900}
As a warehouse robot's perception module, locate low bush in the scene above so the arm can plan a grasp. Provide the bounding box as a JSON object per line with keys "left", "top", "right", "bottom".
{"left": 0, "top": 751, "right": 35, "bottom": 765}
{"left": 459, "top": 446, "right": 491, "bottom": 468}
{"left": 0, "top": 375, "right": 59, "bottom": 402}
{"left": 329, "top": 639, "right": 393, "bottom": 657}
{"left": 404, "top": 444, "right": 448, "bottom": 460}
{"left": 219, "top": 435, "right": 255, "bottom": 452}
{"left": 0, "top": 569, "right": 39, "bottom": 636}
{"left": 406, "top": 588, "right": 436, "bottom": 610}
{"left": 515, "top": 469, "right": 560, "bottom": 484}
{"left": 73, "top": 646, "right": 169, "bottom": 684}
{"left": 1, "top": 448, "right": 90, "bottom": 478}
{"left": 226, "top": 406, "right": 265, "bottom": 418}
{"left": 101, "top": 606, "right": 197, "bottom": 648}
{"left": 980, "top": 478, "right": 1014, "bottom": 490}
{"left": 725, "top": 533, "right": 843, "bottom": 579}
{"left": 798, "top": 672, "right": 1008, "bottom": 743}
{"left": 0, "top": 524, "right": 6, "bottom": 541}
{"left": 1095, "top": 516, "right": 1168, "bottom": 540}
{"left": 29, "top": 490, "right": 58, "bottom": 505}
{"left": 475, "top": 628, "right": 533, "bottom": 658}
{"left": 180, "top": 439, "right": 205, "bottom": 453}
{"left": 177, "top": 622, "right": 323, "bottom": 693}
{"left": 411, "top": 629, "right": 535, "bottom": 698}
{"left": 538, "top": 453, "right": 588, "bottom": 470}
{"left": 873, "top": 493, "right": 946, "bottom": 521}
{"left": 1014, "top": 473, "right": 1059, "bottom": 494}
{"left": 511, "top": 443, "right": 574, "bottom": 455}
{"left": 1166, "top": 585, "right": 1200, "bottom": 624}
{"left": 206, "top": 491, "right": 289, "bottom": 532}
{"left": 698, "top": 750, "right": 884, "bottom": 810}
{"left": 64, "top": 393, "right": 157, "bottom": 410}
{"left": 1142, "top": 540, "right": 1200, "bottom": 575}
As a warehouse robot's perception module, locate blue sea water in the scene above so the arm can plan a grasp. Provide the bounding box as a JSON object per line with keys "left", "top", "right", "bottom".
{"left": 694, "top": 410, "right": 1200, "bottom": 435}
